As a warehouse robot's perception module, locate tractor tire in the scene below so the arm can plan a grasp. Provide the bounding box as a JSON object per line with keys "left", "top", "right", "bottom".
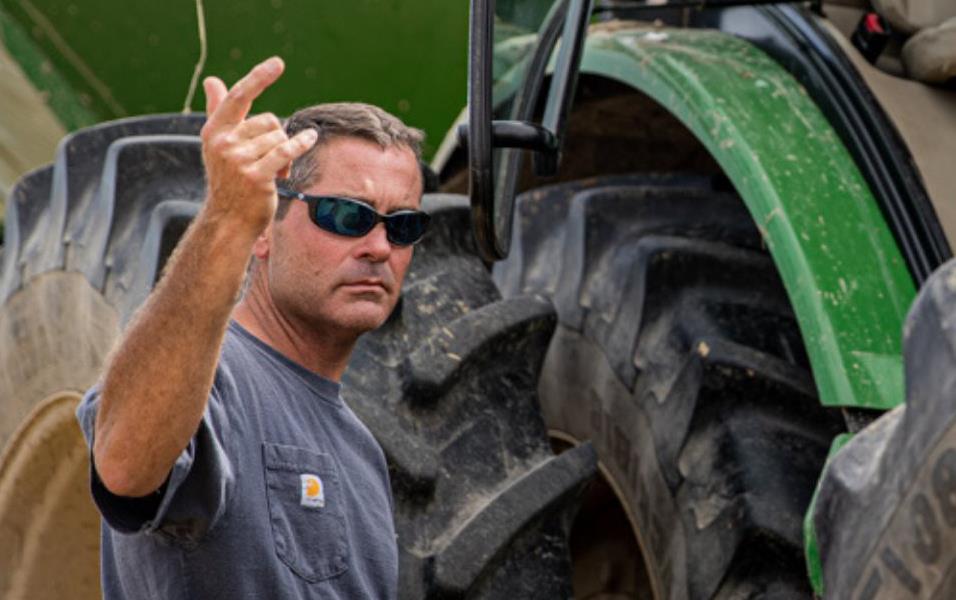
{"left": 493, "top": 176, "right": 846, "bottom": 599}
{"left": 0, "top": 115, "right": 595, "bottom": 599}
{"left": 814, "top": 257, "right": 956, "bottom": 599}
{"left": 0, "top": 114, "right": 205, "bottom": 600}
{"left": 343, "top": 193, "right": 597, "bottom": 599}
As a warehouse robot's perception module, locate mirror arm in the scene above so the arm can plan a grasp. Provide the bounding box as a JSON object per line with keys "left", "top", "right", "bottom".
{"left": 458, "top": 121, "right": 558, "bottom": 153}
{"left": 535, "top": 0, "right": 594, "bottom": 176}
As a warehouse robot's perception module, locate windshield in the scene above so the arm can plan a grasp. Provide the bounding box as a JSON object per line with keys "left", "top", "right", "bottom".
{"left": 493, "top": 0, "right": 560, "bottom": 91}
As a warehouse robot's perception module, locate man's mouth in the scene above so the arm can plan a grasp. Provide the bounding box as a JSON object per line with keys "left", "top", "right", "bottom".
{"left": 341, "top": 279, "right": 389, "bottom": 293}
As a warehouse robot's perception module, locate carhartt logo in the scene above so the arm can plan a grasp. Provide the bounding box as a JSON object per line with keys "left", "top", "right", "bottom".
{"left": 300, "top": 474, "right": 325, "bottom": 508}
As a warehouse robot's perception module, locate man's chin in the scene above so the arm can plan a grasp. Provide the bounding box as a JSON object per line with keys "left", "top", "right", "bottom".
{"left": 335, "top": 302, "right": 392, "bottom": 334}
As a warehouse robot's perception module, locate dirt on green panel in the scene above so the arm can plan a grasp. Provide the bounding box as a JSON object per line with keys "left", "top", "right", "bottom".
{"left": 573, "top": 24, "right": 916, "bottom": 409}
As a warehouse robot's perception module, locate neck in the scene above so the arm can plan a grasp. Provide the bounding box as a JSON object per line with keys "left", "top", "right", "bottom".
{"left": 232, "top": 271, "right": 355, "bottom": 382}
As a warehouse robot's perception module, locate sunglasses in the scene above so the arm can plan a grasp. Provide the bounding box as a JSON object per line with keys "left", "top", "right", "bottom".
{"left": 277, "top": 187, "right": 430, "bottom": 246}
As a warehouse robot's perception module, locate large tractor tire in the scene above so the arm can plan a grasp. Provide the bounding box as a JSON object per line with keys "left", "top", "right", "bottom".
{"left": 343, "top": 194, "right": 596, "bottom": 598}
{"left": 814, "top": 257, "right": 956, "bottom": 599}
{"left": 493, "top": 176, "right": 846, "bottom": 599}
{"left": 0, "top": 114, "right": 205, "bottom": 599}
{"left": 0, "top": 115, "right": 595, "bottom": 599}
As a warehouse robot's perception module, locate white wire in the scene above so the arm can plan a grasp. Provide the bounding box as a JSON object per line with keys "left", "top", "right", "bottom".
{"left": 182, "top": 0, "right": 208, "bottom": 114}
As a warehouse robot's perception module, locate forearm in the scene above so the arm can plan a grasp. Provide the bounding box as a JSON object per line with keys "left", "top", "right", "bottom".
{"left": 91, "top": 57, "right": 314, "bottom": 498}
{"left": 93, "top": 210, "right": 256, "bottom": 497}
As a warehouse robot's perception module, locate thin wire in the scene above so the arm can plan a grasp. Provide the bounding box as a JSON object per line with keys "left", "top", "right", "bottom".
{"left": 182, "top": 0, "right": 208, "bottom": 114}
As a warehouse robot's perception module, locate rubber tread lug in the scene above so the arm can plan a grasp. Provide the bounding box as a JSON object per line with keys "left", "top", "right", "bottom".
{"left": 404, "top": 295, "right": 556, "bottom": 401}
{"left": 587, "top": 234, "right": 777, "bottom": 388}
{"left": 552, "top": 185, "right": 756, "bottom": 332}
{"left": 118, "top": 200, "right": 200, "bottom": 324}
{"left": 0, "top": 166, "right": 52, "bottom": 302}
{"left": 493, "top": 173, "right": 716, "bottom": 298}
{"left": 20, "top": 114, "right": 204, "bottom": 282}
{"left": 396, "top": 262, "right": 502, "bottom": 359}
{"left": 352, "top": 399, "right": 440, "bottom": 494}
{"left": 645, "top": 336, "right": 821, "bottom": 491}
{"left": 693, "top": 336, "right": 818, "bottom": 401}
{"left": 72, "top": 135, "right": 203, "bottom": 291}
{"left": 432, "top": 443, "right": 597, "bottom": 596}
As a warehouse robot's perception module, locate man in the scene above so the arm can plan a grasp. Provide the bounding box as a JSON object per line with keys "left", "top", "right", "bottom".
{"left": 75, "top": 56, "right": 427, "bottom": 598}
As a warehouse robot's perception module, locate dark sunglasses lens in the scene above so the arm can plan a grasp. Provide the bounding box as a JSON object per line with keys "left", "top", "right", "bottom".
{"left": 313, "top": 199, "right": 338, "bottom": 232}
{"left": 385, "top": 212, "right": 430, "bottom": 246}
{"left": 315, "top": 198, "right": 376, "bottom": 237}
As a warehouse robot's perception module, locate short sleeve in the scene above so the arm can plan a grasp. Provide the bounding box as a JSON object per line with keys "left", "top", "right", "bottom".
{"left": 75, "top": 378, "right": 235, "bottom": 545}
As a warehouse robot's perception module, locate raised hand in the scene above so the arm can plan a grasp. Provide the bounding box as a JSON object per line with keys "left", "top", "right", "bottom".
{"left": 199, "top": 56, "right": 318, "bottom": 237}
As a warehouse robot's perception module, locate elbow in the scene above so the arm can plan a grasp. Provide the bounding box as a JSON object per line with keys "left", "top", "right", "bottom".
{"left": 92, "top": 436, "right": 162, "bottom": 498}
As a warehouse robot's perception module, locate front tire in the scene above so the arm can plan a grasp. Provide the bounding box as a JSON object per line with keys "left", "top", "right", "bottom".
{"left": 495, "top": 175, "right": 845, "bottom": 599}
{"left": 343, "top": 194, "right": 597, "bottom": 598}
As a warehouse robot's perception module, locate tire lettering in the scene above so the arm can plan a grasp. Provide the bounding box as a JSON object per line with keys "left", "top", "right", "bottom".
{"left": 847, "top": 416, "right": 956, "bottom": 599}
{"left": 931, "top": 448, "right": 956, "bottom": 527}
{"left": 911, "top": 493, "right": 941, "bottom": 565}
{"left": 880, "top": 547, "right": 921, "bottom": 594}
{"left": 856, "top": 568, "right": 882, "bottom": 600}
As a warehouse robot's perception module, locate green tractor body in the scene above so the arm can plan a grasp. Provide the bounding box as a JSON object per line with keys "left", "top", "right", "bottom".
{"left": 2, "top": 0, "right": 956, "bottom": 597}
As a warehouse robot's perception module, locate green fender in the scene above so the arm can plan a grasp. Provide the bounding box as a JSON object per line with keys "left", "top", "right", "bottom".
{"left": 482, "top": 24, "right": 915, "bottom": 595}
{"left": 507, "top": 26, "right": 919, "bottom": 592}
{"left": 493, "top": 25, "right": 916, "bottom": 411}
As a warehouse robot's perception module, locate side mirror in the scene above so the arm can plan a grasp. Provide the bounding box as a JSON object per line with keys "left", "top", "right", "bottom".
{"left": 463, "top": 0, "right": 594, "bottom": 261}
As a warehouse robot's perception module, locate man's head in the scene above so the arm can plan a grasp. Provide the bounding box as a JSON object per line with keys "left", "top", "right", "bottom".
{"left": 248, "top": 102, "right": 425, "bottom": 344}
{"left": 276, "top": 103, "right": 424, "bottom": 218}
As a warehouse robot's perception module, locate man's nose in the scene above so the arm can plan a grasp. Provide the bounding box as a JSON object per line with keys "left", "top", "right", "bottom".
{"left": 359, "top": 222, "right": 392, "bottom": 261}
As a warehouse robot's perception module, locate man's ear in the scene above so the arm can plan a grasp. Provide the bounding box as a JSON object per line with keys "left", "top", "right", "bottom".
{"left": 252, "top": 222, "right": 272, "bottom": 260}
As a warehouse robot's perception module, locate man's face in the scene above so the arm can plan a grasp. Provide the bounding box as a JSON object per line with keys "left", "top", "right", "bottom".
{"left": 261, "top": 136, "right": 422, "bottom": 339}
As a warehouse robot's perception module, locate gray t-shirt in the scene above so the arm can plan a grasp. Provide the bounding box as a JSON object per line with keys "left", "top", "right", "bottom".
{"left": 76, "top": 321, "right": 398, "bottom": 599}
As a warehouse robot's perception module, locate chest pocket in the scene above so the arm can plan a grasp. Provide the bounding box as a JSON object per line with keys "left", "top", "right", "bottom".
{"left": 262, "top": 443, "right": 350, "bottom": 582}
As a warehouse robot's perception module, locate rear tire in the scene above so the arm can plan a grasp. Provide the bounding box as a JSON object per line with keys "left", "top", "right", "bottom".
{"left": 0, "top": 115, "right": 205, "bottom": 600}
{"left": 495, "top": 175, "right": 845, "bottom": 599}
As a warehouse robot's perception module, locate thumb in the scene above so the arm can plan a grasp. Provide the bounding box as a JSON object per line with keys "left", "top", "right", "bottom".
{"left": 203, "top": 77, "right": 228, "bottom": 116}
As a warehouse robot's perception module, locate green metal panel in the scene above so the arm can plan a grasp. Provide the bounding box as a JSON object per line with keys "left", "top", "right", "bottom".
{"left": 571, "top": 26, "right": 914, "bottom": 410}
{"left": 0, "top": 0, "right": 470, "bottom": 158}
{"left": 803, "top": 431, "right": 853, "bottom": 596}
{"left": 0, "top": 8, "right": 97, "bottom": 131}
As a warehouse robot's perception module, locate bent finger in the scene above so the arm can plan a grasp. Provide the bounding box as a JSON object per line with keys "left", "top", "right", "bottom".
{"left": 253, "top": 129, "right": 318, "bottom": 179}
{"left": 233, "top": 112, "right": 285, "bottom": 140}
{"left": 207, "top": 57, "right": 285, "bottom": 129}
{"left": 238, "top": 129, "right": 290, "bottom": 162}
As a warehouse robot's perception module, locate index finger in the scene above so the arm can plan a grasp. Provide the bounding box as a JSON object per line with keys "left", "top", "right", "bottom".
{"left": 206, "top": 57, "right": 285, "bottom": 129}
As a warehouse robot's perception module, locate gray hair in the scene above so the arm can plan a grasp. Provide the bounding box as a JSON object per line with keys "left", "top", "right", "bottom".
{"left": 275, "top": 102, "right": 424, "bottom": 219}
{"left": 239, "top": 103, "right": 424, "bottom": 298}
